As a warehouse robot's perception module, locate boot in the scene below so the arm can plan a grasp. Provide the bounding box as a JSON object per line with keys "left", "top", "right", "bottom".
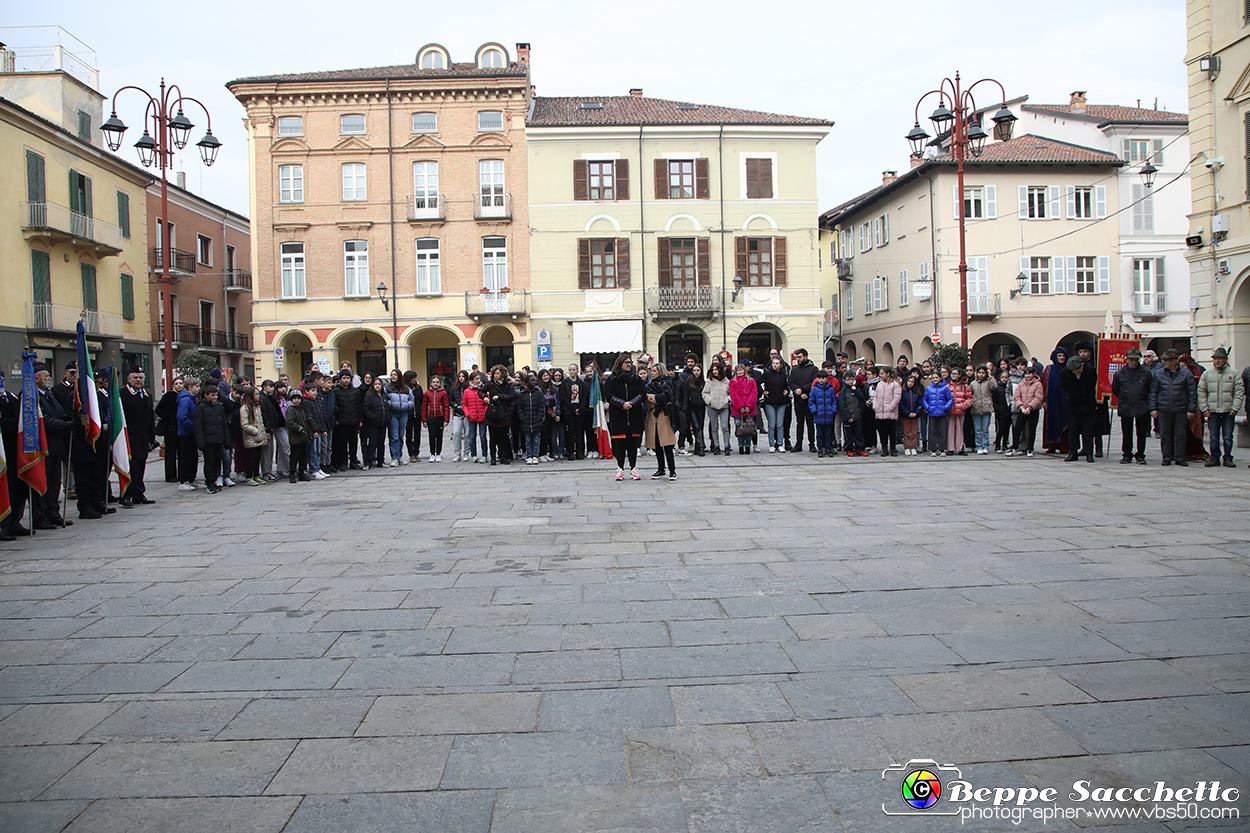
{"left": 1064, "top": 453, "right": 1079, "bottom": 462}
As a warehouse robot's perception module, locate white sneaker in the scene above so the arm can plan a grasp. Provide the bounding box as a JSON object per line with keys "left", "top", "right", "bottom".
{"left": 768, "top": 446, "right": 776, "bottom": 453}
{"left": 177, "top": 482, "right": 195, "bottom": 491}
{"left": 589, "top": 452, "right": 599, "bottom": 459}
{"left": 223, "top": 478, "right": 235, "bottom": 487}
{"left": 429, "top": 454, "right": 436, "bottom": 462}
{"left": 540, "top": 455, "right": 551, "bottom": 462}
{"left": 313, "top": 470, "right": 328, "bottom": 479}
{"left": 778, "top": 447, "right": 786, "bottom": 453}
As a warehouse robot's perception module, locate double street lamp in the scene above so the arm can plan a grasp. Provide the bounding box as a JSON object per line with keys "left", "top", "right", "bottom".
{"left": 100, "top": 79, "right": 221, "bottom": 392}
{"left": 905, "top": 72, "right": 1015, "bottom": 348}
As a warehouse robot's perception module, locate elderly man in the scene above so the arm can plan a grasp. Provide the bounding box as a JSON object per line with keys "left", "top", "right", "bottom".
{"left": 1149, "top": 349, "right": 1197, "bottom": 467}
{"left": 1060, "top": 355, "right": 1098, "bottom": 463}
{"left": 119, "top": 367, "right": 156, "bottom": 506}
{"left": 32, "top": 363, "right": 72, "bottom": 529}
{"left": 1197, "top": 347, "right": 1244, "bottom": 468}
{"left": 1111, "top": 347, "right": 1152, "bottom": 465}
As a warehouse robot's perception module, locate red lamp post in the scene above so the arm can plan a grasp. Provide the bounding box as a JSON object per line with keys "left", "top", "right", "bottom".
{"left": 905, "top": 73, "right": 1015, "bottom": 348}
{"left": 100, "top": 79, "right": 221, "bottom": 392}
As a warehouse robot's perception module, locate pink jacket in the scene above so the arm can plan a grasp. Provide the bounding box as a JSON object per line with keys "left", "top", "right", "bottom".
{"left": 871, "top": 379, "right": 901, "bottom": 420}
{"left": 949, "top": 380, "right": 973, "bottom": 415}
{"left": 728, "top": 375, "right": 758, "bottom": 416}
{"left": 1014, "top": 377, "right": 1044, "bottom": 412}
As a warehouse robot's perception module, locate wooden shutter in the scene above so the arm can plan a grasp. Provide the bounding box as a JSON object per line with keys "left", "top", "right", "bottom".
{"left": 657, "top": 237, "right": 672, "bottom": 287}
{"left": 31, "top": 249, "right": 51, "bottom": 305}
{"left": 1098, "top": 256, "right": 1111, "bottom": 294}
{"left": 735, "top": 237, "right": 748, "bottom": 283}
{"left": 573, "top": 160, "right": 588, "bottom": 201}
{"left": 1094, "top": 185, "right": 1107, "bottom": 219}
{"left": 69, "top": 170, "right": 79, "bottom": 213}
{"left": 1122, "top": 138, "right": 1132, "bottom": 162}
{"left": 760, "top": 158, "right": 773, "bottom": 198}
{"left": 873, "top": 218, "right": 881, "bottom": 247}
{"left": 117, "top": 191, "right": 131, "bottom": 239}
{"left": 616, "top": 238, "right": 630, "bottom": 288}
{"left": 1155, "top": 257, "right": 1166, "bottom": 294}
{"left": 1066, "top": 256, "right": 1079, "bottom": 294}
{"left": 1017, "top": 185, "right": 1028, "bottom": 219}
{"left": 1245, "top": 113, "right": 1250, "bottom": 199}
{"left": 1019, "top": 256, "right": 1031, "bottom": 294}
{"left": 1047, "top": 185, "right": 1061, "bottom": 220}
{"left": 1065, "top": 186, "right": 1075, "bottom": 219}
{"left": 695, "top": 158, "right": 709, "bottom": 199}
{"left": 696, "top": 237, "right": 711, "bottom": 286}
{"left": 121, "top": 272, "right": 135, "bottom": 320}
{"left": 985, "top": 185, "right": 997, "bottom": 218}
{"left": 773, "top": 237, "right": 786, "bottom": 287}
{"left": 1053, "top": 256, "right": 1066, "bottom": 295}
{"left": 881, "top": 214, "right": 889, "bottom": 245}
{"left": 654, "top": 158, "right": 668, "bottom": 199}
{"left": 746, "top": 158, "right": 760, "bottom": 199}
{"left": 615, "top": 159, "right": 629, "bottom": 201}
{"left": 81, "top": 263, "right": 97, "bottom": 310}
{"left": 1152, "top": 139, "right": 1164, "bottom": 166}
{"left": 26, "top": 150, "right": 45, "bottom": 203}
{"left": 577, "top": 238, "right": 591, "bottom": 289}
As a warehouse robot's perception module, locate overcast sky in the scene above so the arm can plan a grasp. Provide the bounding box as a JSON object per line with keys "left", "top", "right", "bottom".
{"left": 5, "top": 0, "right": 1186, "bottom": 215}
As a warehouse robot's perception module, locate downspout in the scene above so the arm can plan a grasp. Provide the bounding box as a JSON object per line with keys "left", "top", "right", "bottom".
{"left": 639, "top": 125, "right": 646, "bottom": 355}
{"left": 386, "top": 79, "right": 399, "bottom": 371}
{"left": 920, "top": 169, "right": 939, "bottom": 344}
{"left": 719, "top": 125, "right": 727, "bottom": 352}
{"left": 222, "top": 206, "right": 230, "bottom": 373}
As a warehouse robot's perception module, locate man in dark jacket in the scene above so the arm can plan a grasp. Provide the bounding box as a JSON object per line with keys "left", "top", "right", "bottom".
{"left": 72, "top": 370, "right": 114, "bottom": 519}
{"left": 1148, "top": 349, "right": 1197, "bottom": 467}
{"left": 332, "top": 370, "right": 363, "bottom": 470}
{"left": 560, "top": 369, "right": 588, "bottom": 460}
{"left": 1111, "top": 347, "right": 1152, "bottom": 465}
{"left": 0, "top": 368, "right": 29, "bottom": 539}
{"left": 789, "top": 349, "right": 818, "bottom": 452}
{"left": 119, "top": 367, "right": 156, "bottom": 506}
{"left": 1060, "top": 355, "right": 1098, "bottom": 463}
{"left": 32, "top": 364, "right": 72, "bottom": 529}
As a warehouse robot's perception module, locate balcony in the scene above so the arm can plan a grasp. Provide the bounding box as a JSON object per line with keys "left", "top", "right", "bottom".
{"left": 21, "top": 202, "right": 123, "bottom": 256}
{"left": 227, "top": 330, "right": 250, "bottom": 351}
{"left": 152, "top": 247, "right": 196, "bottom": 274}
{"left": 823, "top": 320, "right": 837, "bottom": 340}
{"left": 1133, "top": 292, "right": 1168, "bottom": 319}
{"left": 225, "top": 269, "right": 252, "bottom": 292}
{"left": 465, "top": 288, "right": 527, "bottom": 318}
{"left": 407, "top": 194, "right": 445, "bottom": 223}
{"left": 968, "top": 292, "right": 1001, "bottom": 318}
{"left": 28, "top": 303, "right": 123, "bottom": 337}
{"left": 474, "top": 192, "right": 511, "bottom": 221}
{"left": 157, "top": 321, "right": 200, "bottom": 345}
{"left": 836, "top": 258, "right": 853, "bottom": 280}
{"left": 647, "top": 286, "right": 721, "bottom": 318}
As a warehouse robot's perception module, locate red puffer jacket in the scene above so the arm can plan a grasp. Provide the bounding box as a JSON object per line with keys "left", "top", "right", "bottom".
{"left": 949, "top": 380, "right": 973, "bottom": 415}
{"left": 462, "top": 386, "right": 488, "bottom": 422}
{"left": 422, "top": 388, "right": 451, "bottom": 421}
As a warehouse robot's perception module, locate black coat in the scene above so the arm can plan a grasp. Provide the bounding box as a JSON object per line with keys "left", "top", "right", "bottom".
{"left": 333, "top": 383, "right": 363, "bottom": 426}
{"left": 1060, "top": 367, "right": 1098, "bottom": 417}
{"left": 51, "top": 379, "right": 76, "bottom": 415}
{"left": 361, "top": 391, "right": 387, "bottom": 427}
{"left": 259, "top": 393, "right": 285, "bottom": 430}
{"left": 514, "top": 385, "right": 546, "bottom": 433}
{"left": 38, "top": 387, "right": 71, "bottom": 459}
{"left": 679, "top": 377, "right": 706, "bottom": 416}
{"left": 120, "top": 386, "right": 155, "bottom": 447}
{"left": 789, "top": 360, "right": 818, "bottom": 397}
{"left": 646, "top": 376, "right": 677, "bottom": 420}
{"left": 155, "top": 391, "right": 179, "bottom": 437}
{"left": 760, "top": 367, "right": 791, "bottom": 407}
{"left": 193, "top": 398, "right": 230, "bottom": 447}
{"left": 605, "top": 371, "right": 646, "bottom": 437}
{"left": 1111, "top": 363, "right": 1153, "bottom": 418}
{"left": 483, "top": 381, "right": 514, "bottom": 427}
{"left": 560, "top": 377, "right": 588, "bottom": 420}
{"left": 1149, "top": 366, "right": 1197, "bottom": 414}
{"left": 0, "top": 389, "right": 19, "bottom": 467}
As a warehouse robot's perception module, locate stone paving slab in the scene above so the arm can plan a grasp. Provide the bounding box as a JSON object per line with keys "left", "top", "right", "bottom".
{"left": 2, "top": 445, "right": 1249, "bottom": 829}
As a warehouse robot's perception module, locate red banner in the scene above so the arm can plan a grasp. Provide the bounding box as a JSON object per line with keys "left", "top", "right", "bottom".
{"left": 1097, "top": 337, "right": 1142, "bottom": 405}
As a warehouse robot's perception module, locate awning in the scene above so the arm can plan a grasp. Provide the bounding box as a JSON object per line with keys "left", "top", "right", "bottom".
{"left": 572, "top": 320, "right": 643, "bottom": 353}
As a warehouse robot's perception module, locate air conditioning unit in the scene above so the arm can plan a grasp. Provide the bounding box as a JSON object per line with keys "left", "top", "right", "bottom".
{"left": 1218, "top": 259, "right": 1231, "bottom": 275}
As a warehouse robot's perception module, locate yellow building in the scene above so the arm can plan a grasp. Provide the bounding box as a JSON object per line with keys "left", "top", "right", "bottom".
{"left": 1, "top": 40, "right": 152, "bottom": 377}
{"left": 526, "top": 92, "right": 831, "bottom": 368}
{"left": 228, "top": 42, "right": 532, "bottom": 383}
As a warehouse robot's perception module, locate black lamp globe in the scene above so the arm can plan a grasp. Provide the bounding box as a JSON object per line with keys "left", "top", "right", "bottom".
{"left": 991, "top": 106, "right": 1017, "bottom": 141}
{"left": 1140, "top": 161, "right": 1158, "bottom": 190}
{"left": 966, "top": 121, "right": 988, "bottom": 156}
{"left": 134, "top": 130, "right": 157, "bottom": 167}
{"left": 196, "top": 130, "right": 222, "bottom": 167}
{"left": 168, "top": 109, "right": 194, "bottom": 150}
{"left": 101, "top": 111, "right": 128, "bottom": 151}
{"left": 929, "top": 103, "right": 954, "bottom": 131}
{"left": 906, "top": 123, "right": 930, "bottom": 156}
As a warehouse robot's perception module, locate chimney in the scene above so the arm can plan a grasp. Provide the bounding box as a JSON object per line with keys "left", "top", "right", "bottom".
{"left": 1070, "top": 90, "right": 1087, "bottom": 113}
{"left": 630, "top": 88, "right": 643, "bottom": 97}
{"left": 882, "top": 170, "right": 898, "bottom": 187}
{"left": 515, "top": 43, "right": 530, "bottom": 67}
{"left": 910, "top": 154, "right": 925, "bottom": 169}
{"left": 176, "top": 171, "right": 186, "bottom": 189}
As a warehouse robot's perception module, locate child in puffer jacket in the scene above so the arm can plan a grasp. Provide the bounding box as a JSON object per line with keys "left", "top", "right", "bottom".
{"left": 947, "top": 366, "right": 973, "bottom": 455}
{"left": 461, "top": 372, "right": 489, "bottom": 463}
{"left": 923, "top": 368, "right": 955, "bottom": 456}
{"left": 808, "top": 370, "right": 839, "bottom": 458}
{"left": 421, "top": 376, "right": 450, "bottom": 461}
{"left": 838, "top": 373, "right": 868, "bottom": 456}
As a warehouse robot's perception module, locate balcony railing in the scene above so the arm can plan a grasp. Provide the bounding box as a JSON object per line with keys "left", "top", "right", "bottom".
{"left": 465, "top": 288, "right": 527, "bottom": 317}
{"left": 647, "top": 286, "right": 721, "bottom": 316}
{"left": 21, "top": 201, "right": 124, "bottom": 254}
{"left": 474, "top": 192, "right": 511, "bottom": 221}
{"left": 823, "top": 320, "right": 836, "bottom": 340}
{"left": 227, "top": 330, "right": 250, "bottom": 351}
{"left": 407, "top": 194, "right": 445, "bottom": 222}
{"left": 152, "top": 247, "right": 196, "bottom": 273}
{"left": 28, "top": 303, "right": 122, "bottom": 336}
{"left": 968, "top": 292, "right": 1001, "bottom": 318}
{"left": 225, "top": 269, "right": 252, "bottom": 291}
{"left": 836, "top": 259, "right": 853, "bottom": 280}
{"left": 158, "top": 321, "right": 200, "bottom": 344}
{"left": 1133, "top": 292, "right": 1168, "bottom": 318}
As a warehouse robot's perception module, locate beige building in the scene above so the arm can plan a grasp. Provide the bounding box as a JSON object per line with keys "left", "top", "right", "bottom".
{"left": 526, "top": 92, "right": 831, "bottom": 369}
{"left": 228, "top": 42, "right": 532, "bottom": 383}
{"left": 820, "top": 135, "right": 1124, "bottom": 366}
{"left": 0, "top": 33, "right": 153, "bottom": 378}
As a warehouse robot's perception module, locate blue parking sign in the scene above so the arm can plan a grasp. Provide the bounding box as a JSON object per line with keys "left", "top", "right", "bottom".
{"left": 537, "top": 344, "right": 552, "bottom": 362}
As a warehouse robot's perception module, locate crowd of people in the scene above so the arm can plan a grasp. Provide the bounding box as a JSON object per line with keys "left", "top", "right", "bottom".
{"left": 2, "top": 340, "right": 1246, "bottom": 539}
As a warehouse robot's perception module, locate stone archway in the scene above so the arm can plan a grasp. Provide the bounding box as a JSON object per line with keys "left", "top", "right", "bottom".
{"left": 736, "top": 323, "right": 783, "bottom": 367}
{"left": 660, "top": 324, "right": 707, "bottom": 368}
{"left": 407, "top": 326, "right": 460, "bottom": 385}
{"left": 860, "top": 338, "right": 876, "bottom": 363}
{"left": 972, "top": 331, "right": 1026, "bottom": 365}
{"left": 333, "top": 327, "right": 392, "bottom": 380}
{"left": 278, "top": 330, "right": 314, "bottom": 380}
{"left": 880, "top": 341, "right": 895, "bottom": 366}
{"left": 479, "top": 324, "right": 515, "bottom": 373}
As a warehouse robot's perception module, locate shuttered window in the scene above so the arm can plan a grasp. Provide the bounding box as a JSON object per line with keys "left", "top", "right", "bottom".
{"left": 1245, "top": 112, "right": 1250, "bottom": 199}
{"left": 26, "top": 150, "right": 45, "bottom": 204}
{"left": 81, "top": 263, "right": 98, "bottom": 310}
{"left": 117, "top": 191, "right": 131, "bottom": 238}
{"left": 734, "top": 237, "right": 787, "bottom": 287}
{"left": 573, "top": 159, "right": 629, "bottom": 201}
{"left": 578, "top": 238, "right": 630, "bottom": 289}
{"left": 654, "top": 158, "right": 708, "bottom": 199}
{"left": 31, "top": 249, "right": 52, "bottom": 307}
{"left": 745, "top": 158, "right": 773, "bottom": 199}
{"left": 1131, "top": 184, "right": 1154, "bottom": 233}
{"left": 121, "top": 272, "right": 135, "bottom": 320}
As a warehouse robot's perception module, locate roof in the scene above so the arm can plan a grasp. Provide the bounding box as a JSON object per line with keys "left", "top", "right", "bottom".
{"left": 1023, "top": 103, "right": 1187, "bottom": 125}
{"left": 228, "top": 62, "right": 528, "bottom": 86}
{"left": 528, "top": 96, "right": 832, "bottom": 128}
{"left": 1, "top": 95, "right": 153, "bottom": 186}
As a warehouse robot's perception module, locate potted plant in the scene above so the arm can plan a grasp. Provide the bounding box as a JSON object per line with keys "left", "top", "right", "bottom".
{"left": 500, "top": 286, "right": 511, "bottom": 293}
{"left": 480, "top": 287, "right": 490, "bottom": 293}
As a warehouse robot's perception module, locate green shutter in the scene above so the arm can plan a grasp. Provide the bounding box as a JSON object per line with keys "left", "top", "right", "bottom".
{"left": 26, "top": 151, "right": 45, "bottom": 203}
{"left": 82, "top": 173, "right": 92, "bottom": 218}
{"left": 117, "top": 191, "right": 131, "bottom": 239}
{"left": 120, "top": 272, "right": 135, "bottom": 320}
{"left": 31, "top": 250, "right": 52, "bottom": 305}
{"left": 68, "top": 170, "right": 79, "bottom": 213}
{"left": 81, "top": 263, "right": 97, "bottom": 310}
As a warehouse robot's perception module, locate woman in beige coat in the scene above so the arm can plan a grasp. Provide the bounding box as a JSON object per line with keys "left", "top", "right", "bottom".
{"left": 239, "top": 386, "right": 269, "bottom": 486}
{"left": 644, "top": 363, "right": 678, "bottom": 480}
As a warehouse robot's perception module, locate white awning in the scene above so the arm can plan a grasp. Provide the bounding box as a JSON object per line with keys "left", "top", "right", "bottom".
{"left": 572, "top": 320, "right": 643, "bottom": 353}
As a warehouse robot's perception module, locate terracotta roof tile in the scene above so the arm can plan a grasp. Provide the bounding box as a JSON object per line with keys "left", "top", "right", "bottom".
{"left": 929, "top": 134, "right": 1123, "bottom": 165}
{"left": 1024, "top": 103, "right": 1187, "bottom": 124}
{"left": 228, "top": 62, "right": 527, "bottom": 86}
{"left": 528, "top": 96, "right": 831, "bottom": 127}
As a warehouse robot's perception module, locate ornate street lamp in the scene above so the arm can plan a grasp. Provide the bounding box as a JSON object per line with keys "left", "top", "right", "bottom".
{"left": 376, "top": 281, "right": 399, "bottom": 370}
{"left": 1140, "top": 160, "right": 1158, "bottom": 190}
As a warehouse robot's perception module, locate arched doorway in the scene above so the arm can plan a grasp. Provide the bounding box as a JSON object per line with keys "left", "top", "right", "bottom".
{"left": 972, "top": 332, "right": 1026, "bottom": 365}
{"left": 661, "top": 324, "right": 706, "bottom": 368}
{"left": 336, "top": 328, "right": 390, "bottom": 379}
{"left": 860, "top": 338, "right": 876, "bottom": 363}
{"left": 736, "top": 323, "right": 782, "bottom": 367}
{"left": 1056, "top": 330, "right": 1097, "bottom": 358}
{"left": 1232, "top": 275, "right": 1250, "bottom": 365}
{"left": 279, "top": 331, "right": 314, "bottom": 380}
{"left": 844, "top": 340, "right": 857, "bottom": 361}
{"left": 880, "top": 342, "right": 895, "bottom": 366}
{"left": 408, "top": 326, "right": 459, "bottom": 386}
{"left": 900, "top": 339, "right": 915, "bottom": 364}
{"left": 1146, "top": 336, "right": 1192, "bottom": 356}
{"left": 480, "top": 324, "right": 515, "bottom": 373}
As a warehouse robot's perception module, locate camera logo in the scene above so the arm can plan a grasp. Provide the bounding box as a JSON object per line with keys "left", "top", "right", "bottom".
{"left": 883, "top": 758, "right": 962, "bottom": 816}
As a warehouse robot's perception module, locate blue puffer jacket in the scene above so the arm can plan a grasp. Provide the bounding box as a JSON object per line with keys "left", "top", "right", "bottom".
{"left": 808, "top": 381, "right": 839, "bottom": 424}
{"left": 176, "top": 389, "right": 197, "bottom": 436}
{"left": 899, "top": 388, "right": 925, "bottom": 419}
{"left": 1149, "top": 365, "right": 1197, "bottom": 414}
{"left": 922, "top": 379, "right": 954, "bottom": 417}
{"left": 385, "top": 386, "right": 414, "bottom": 416}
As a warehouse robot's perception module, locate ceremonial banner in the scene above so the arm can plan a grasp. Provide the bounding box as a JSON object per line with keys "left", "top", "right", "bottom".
{"left": 16, "top": 353, "right": 47, "bottom": 495}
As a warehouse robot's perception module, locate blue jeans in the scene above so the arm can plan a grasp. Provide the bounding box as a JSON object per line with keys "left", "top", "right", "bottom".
{"left": 1208, "top": 412, "right": 1235, "bottom": 460}
{"left": 389, "top": 414, "right": 408, "bottom": 461}
{"left": 733, "top": 416, "right": 753, "bottom": 450}
{"left": 524, "top": 430, "right": 541, "bottom": 458}
{"left": 553, "top": 422, "right": 566, "bottom": 457}
{"left": 765, "top": 404, "right": 786, "bottom": 448}
{"left": 972, "top": 413, "right": 992, "bottom": 450}
{"left": 816, "top": 423, "right": 833, "bottom": 450}
{"left": 468, "top": 422, "right": 487, "bottom": 457}
{"left": 309, "top": 435, "right": 322, "bottom": 472}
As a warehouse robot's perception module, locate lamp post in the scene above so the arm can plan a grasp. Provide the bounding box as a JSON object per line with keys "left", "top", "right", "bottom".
{"left": 376, "top": 281, "right": 400, "bottom": 371}
{"left": 905, "top": 73, "right": 1015, "bottom": 348}
{"left": 100, "top": 79, "right": 221, "bottom": 393}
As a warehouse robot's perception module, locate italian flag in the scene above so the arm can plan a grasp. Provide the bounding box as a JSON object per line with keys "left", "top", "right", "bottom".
{"left": 0, "top": 430, "right": 9, "bottom": 523}
{"left": 590, "top": 372, "right": 612, "bottom": 459}
{"left": 109, "top": 367, "right": 131, "bottom": 497}
{"left": 75, "top": 321, "right": 102, "bottom": 448}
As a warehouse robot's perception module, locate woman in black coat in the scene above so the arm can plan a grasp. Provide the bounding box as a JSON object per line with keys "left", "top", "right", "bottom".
{"left": 605, "top": 354, "right": 646, "bottom": 480}
{"left": 483, "top": 365, "right": 515, "bottom": 466}
{"left": 155, "top": 377, "right": 183, "bottom": 482}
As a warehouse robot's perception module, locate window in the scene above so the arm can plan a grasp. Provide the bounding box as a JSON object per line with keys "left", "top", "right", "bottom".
{"left": 859, "top": 222, "right": 872, "bottom": 253}
{"left": 344, "top": 241, "right": 369, "bottom": 296}
{"left": 77, "top": 110, "right": 91, "bottom": 141}
{"left": 578, "top": 238, "right": 631, "bottom": 289}
{"left": 899, "top": 269, "right": 909, "bottom": 306}
{"left": 81, "top": 263, "right": 97, "bottom": 311}
{"left": 26, "top": 151, "right": 46, "bottom": 212}
{"left": 1131, "top": 184, "right": 1154, "bottom": 232}
{"left": 416, "top": 238, "right": 441, "bottom": 294}
{"left": 279, "top": 165, "right": 304, "bottom": 203}
{"left": 121, "top": 273, "right": 135, "bottom": 320}
{"left": 197, "top": 234, "right": 212, "bottom": 266}
{"left": 844, "top": 287, "right": 854, "bottom": 319}
{"left": 1134, "top": 258, "right": 1165, "bottom": 304}
{"left": 590, "top": 239, "right": 616, "bottom": 288}
{"left": 745, "top": 158, "right": 773, "bottom": 199}
{"left": 480, "top": 49, "right": 505, "bottom": 68}
{"left": 277, "top": 116, "right": 303, "bottom": 136}
{"left": 410, "top": 161, "right": 440, "bottom": 215}
{"left": 874, "top": 215, "right": 889, "bottom": 247}
{"left": 477, "top": 111, "right": 504, "bottom": 131}
{"left": 412, "top": 112, "right": 437, "bottom": 133}
{"left": 840, "top": 228, "right": 853, "bottom": 259}
{"left": 280, "top": 242, "right": 305, "bottom": 299}
{"left": 668, "top": 160, "right": 694, "bottom": 199}
{"left": 420, "top": 50, "right": 446, "bottom": 69}
{"left": 1027, "top": 186, "right": 1048, "bottom": 219}
{"left": 1074, "top": 256, "right": 1096, "bottom": 294}
{"left": 69, "top": 169, "right": 93, "bottom": 218}
{"left": 342, "top": 163, "right": 367, "bottom": 201}
{"left": 963, "top": 187, "right": 984, "bottom": 219}
{"left": 745, "top": 238, "right": 773, "bottom": 287}
{"left": 1070, "top": 186, "right": 1094, "bottom": 219}
{"left": 32, "top": 250, "right": 52, "bottom": 317}
{"left": 665, "top": 238, "right": 697, "bottom": 289}
{"left": 872, "top": 275, "right": 889, "bottom": 311}
{"left": 589, "top": 161, "right": 614, "bottom": 200}
{"left": 479, "top": 160, "right": 505, "bottom": 213}
{"left": 200, "top": 301, "right": 214, "bottom": 336}
{"left": 1123, "top": 138, "right": 1162, "bottom": 164}
{"left": 340, "top": 114, "right": 366, "bottom": 134}
{"left": 117, "top": 190, "right": 130, "bottom": 239}
{"left": 482, "top": 236, "right": 508, "bottom": 291}
{"left": 1029, "top": 257, "right": 1051, "bottom": 294}
{"left": 573, "top": 159, "right": 629, "bottom": 201}
{"left": 654, "top": 158, "right": 708, "bottom": 199}
{"left": 864, "top": 282, "right": 873, "bottom": 315}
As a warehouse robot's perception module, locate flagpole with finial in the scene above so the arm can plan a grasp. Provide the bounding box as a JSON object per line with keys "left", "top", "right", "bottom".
{"left": 23, "top": 337, "right": 35, "bottom": 538}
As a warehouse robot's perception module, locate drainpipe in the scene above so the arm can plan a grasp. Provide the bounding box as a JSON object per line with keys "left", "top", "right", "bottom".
{"left": 386, "top": 79, "right": 399, "bottom": 371}
{"left": 719, "top": 125, "right": 727, "bottom": 352}
{"left": 222, "top": 206, "right": 230, "bottom": 374}
{"left": 920, "top": 169, "right": 939, "bottom": 346}
{"left": 639, "top": 125, "right": 647, "bottom": 355}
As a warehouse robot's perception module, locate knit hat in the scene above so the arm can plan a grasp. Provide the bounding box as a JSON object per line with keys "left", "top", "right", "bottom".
{"left": 209, "top": 368, "right": 223, "bottom": 380}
